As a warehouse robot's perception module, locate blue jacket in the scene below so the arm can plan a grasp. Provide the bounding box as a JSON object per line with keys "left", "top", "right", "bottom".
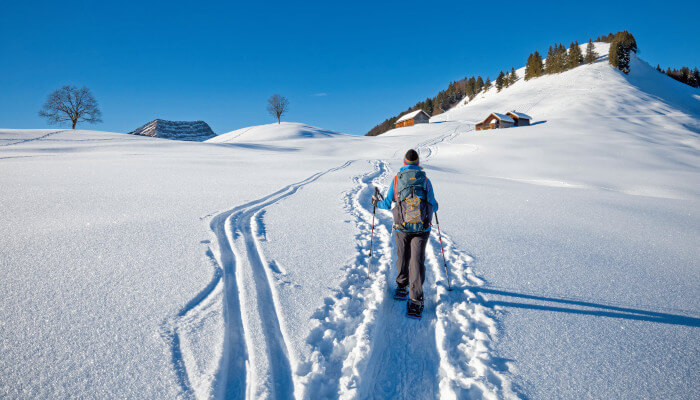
{"left": 376, "top": 165, "right": 438, "bottom": 213}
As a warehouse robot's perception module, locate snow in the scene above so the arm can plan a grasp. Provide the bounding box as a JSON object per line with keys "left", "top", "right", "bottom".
{"left": 1, "top": 41, "right": 699, "bottom": 399}
{"left": 396, "top": 109, "right": 429, "bottom": 123}
{"left": 489, "top": 112, "right": 514, "bottom": 123}
{"left": 506, "top": 111, "right": 531, "bottom": 120}
{"left": 208, "top": 122, "right": 349, "bottom": 143}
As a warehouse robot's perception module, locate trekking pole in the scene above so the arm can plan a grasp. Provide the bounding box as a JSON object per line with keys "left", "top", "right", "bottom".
{"left": 368, "top": 187, "right": 383, "bottom": 270}
{"left": 434, "top": 212, "right": 452, "bottom": 291}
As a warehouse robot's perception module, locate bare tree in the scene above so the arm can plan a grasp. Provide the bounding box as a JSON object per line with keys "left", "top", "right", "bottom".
{"left": 267, "top": 94, "right": 289, "bottom": 124}
{"left": 39, "top": 86, "right": 102, "bottom": 129}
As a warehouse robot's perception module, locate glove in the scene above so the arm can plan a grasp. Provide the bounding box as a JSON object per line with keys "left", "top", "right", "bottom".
{"left": 371, "top": 195, "right": 379, "bottom": 206}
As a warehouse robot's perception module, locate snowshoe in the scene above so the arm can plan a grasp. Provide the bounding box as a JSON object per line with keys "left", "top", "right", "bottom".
{"left": 393, "top": 286, "right": 408, "bottom": 300}
{"left": 406, "top": 299, "right": 424, "bottom": 319}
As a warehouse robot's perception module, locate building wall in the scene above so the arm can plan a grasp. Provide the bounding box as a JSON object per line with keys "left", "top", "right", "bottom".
{"left": 413, "top": 113, "right": 429, "bottom": 124}
{"left": 395, "top": 119, "right": 416, "bottom": 128}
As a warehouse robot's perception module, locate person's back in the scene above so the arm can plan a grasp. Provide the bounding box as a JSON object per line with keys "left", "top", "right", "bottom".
{"left": 373, "top": 149, "right": 438, "bottom": 318}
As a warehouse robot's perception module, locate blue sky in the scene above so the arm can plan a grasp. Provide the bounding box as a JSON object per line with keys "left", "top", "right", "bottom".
{"left": 1, "top": 0, "right": 698, "bottom": 135}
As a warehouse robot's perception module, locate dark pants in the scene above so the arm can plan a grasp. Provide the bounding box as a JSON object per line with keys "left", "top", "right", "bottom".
{"left": 394, "top": 230, "right": 430, "bottom": 302}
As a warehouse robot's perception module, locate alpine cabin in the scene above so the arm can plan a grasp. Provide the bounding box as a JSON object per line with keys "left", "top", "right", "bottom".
{"left": 506, "top": 111, "right": 532, "bottom": 126}
{"left": 395, "top": 110, "right": 430, "bottom": 128}
{"left": 475, "top": 113, "right": 515, "bottom": 131}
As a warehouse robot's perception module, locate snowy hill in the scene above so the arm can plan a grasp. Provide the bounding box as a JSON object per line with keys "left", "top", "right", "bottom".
{"left": 208, "top": 122, "right": 348, "bottom": 143}
{"left": 1, "top": 44, "right": 698, "bottom": 400}
{"left": 129, "top": 119, "right": 217, "bottom": 141}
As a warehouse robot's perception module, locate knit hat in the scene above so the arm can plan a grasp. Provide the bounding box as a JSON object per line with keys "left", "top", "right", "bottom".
{"left": 404, "top": 149, "right": 419, "bottom": 165}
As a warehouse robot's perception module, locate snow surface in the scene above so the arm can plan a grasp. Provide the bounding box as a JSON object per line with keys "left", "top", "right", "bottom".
{"left": 396, "top": 109, "right": 430, "bottom": 123}
{"left": 1, "top": 42, "right": 698, "bottom": 400}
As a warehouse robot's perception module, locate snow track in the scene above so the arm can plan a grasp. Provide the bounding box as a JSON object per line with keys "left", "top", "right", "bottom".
{"left": 167, "top": 161, "right": 355, "bottom": 399}
{"left": 0, "top": 130, "right": 68, "bottom": 146}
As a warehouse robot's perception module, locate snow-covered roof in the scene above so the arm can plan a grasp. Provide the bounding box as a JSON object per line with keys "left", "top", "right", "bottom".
{"left": 491, "top": 113, "right": 514, "bottom": 123}
{"left": 507, "top": 111, "right": 532, "bottom": 120}
{"left": 396, "top": 109, "right": 429, "bottom": 123}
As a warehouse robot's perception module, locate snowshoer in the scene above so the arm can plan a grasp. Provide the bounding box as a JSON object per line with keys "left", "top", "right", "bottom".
{"left": 372, "top": 149, "right": 438, "bottom": 318}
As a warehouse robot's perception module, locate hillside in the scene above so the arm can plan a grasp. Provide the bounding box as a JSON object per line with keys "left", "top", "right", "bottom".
{"left": 208, "top": 122, "right": 348, "bottom": 143}
{"left": 1, "top": 43, "right": 698, "bottom": 400}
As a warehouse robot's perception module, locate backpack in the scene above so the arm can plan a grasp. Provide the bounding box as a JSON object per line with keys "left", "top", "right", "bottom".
{"left": 391, "top": 168, "right": 433, "bottom": 232}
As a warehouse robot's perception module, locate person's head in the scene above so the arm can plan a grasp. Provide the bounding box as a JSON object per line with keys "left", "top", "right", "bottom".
{"left": 404, "top": 149, "right": 419, "bottom": 166}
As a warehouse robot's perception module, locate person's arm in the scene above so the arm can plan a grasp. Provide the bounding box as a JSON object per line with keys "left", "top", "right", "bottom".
{"left": 376, "top": 182, "right": 394, "bottom": 210}
{"left": 427, "top": 179, "right": 438, "bottom": 212}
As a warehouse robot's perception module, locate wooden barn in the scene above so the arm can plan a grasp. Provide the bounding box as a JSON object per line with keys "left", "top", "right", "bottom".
{"left": 395, "top": 109, "right": 430, "bottom": 128}
{"left": 506, "top": 111, "right": 532, "bottom": 126}
{"left": 475, "top": 113, "right": 515, "bottom": 130}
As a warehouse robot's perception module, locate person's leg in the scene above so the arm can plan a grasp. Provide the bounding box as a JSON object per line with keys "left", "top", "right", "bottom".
{"left": 394, "top": 231, "right": 410, "bottom": 288}
{"left": 408, "top": 231, "right": 430, "bottom": 301}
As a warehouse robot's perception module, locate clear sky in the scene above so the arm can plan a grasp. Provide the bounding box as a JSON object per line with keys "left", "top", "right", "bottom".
{"left": 1, "top": 0, "right": 698, "bottom": 135}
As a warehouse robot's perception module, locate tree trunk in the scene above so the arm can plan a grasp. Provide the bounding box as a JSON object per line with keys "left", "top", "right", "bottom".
{"left": 72, "top": 119, "right": 77, "bottom": 129}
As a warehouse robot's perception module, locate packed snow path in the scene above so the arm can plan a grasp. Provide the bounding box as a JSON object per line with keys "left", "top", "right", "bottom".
{"left": 296, "top": 125, "right": 518, "bottom": 399}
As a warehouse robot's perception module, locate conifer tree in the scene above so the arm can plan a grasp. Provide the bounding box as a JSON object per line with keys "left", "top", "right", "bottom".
{"left": 558, "top": 43, "right": 568, "bottom": 72}
{"left": 525, "top": 53, "right": 534, "bottom": 80}
{"left": 484, "top": 77, "right": 491, "bottom": 91}
{"left": 584, "top": 40, "right": 598, "bottom": 64}
{"left": 423, "top": 97, "right": 433, "bottom": 115}
{"left": 532, "top": 51, "right": 544, "bottom": 78}
{"left": 509, "top": 67, "right": 517, "bottom": 85}
{"left": 466, "top": 76, "right": 477, "bottom": 99}
{"left": 545, "top": 46, "right": 556, "bottom": 74}
{"left": 476, "top": 76, "right": 484, "bottom": 92}
{"left": 496, "top": 71, "right": 505, "bottom": 92}
{"left": 567, "top": 41, "right": 583, "bottom": 69}
{"left": 609, "top": 31, "right": 637, "bottom": 74}
{"left": 656, "top": 64, "right": 662, "bottom": 72}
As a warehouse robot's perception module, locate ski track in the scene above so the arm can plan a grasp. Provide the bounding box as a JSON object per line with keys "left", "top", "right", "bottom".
{"left": 167, "top": 122, "right": 519, "bottom": 399}
{"left": 0, "top": 130, "right": 69, "bottom": 147}
{"left": 165, "top": 161, "right": 355, "bottom": 400}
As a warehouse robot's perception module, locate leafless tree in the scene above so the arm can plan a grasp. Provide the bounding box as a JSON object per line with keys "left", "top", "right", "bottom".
{"left": 39, "top": 86, "right": 102, "bottom": 129}
{"left": 267, "top": 94, "right": 289, "bottom": 124}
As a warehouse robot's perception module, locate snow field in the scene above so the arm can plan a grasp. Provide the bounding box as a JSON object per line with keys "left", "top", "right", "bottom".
{"left": 2, "top": 41, "right": 699, "bottom": 400}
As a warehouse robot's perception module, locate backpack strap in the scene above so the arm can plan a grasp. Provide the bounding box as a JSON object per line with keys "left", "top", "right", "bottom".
{"left": 393, "top": 175, "right": 398, "bottom": 202}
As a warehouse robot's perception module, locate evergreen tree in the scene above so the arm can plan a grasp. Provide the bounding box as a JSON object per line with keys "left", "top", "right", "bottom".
{"left": 544, "top": 45, "right": 556, "bottom": 74}
{"left": 532, "top": 51, "right": 544, "bottom": 78}
{"left": 466, "top": 76, "right": 477, "bottom": 100}
{"left": 496, "top": 71, "right": 505, "bottom": 91}
{"left": 584, "top": 40, "right": 597, "bottom": 64}
{"left": 656, "top": 64, "right": 662, "bottom": 72}
{"left": 609, "top": 31, "right": 637, "bottom": 74}
{"left": 525, "top": 53, "right": 534, "bottom": 80}
{"left": 484, "top": 77, "right": 491, "bottom": 91}
{"left": 423, "top": 97, "right": 433, "bottom": 115}
{"left": 558, "top": 43, "right": 568, "bottom": 71}
{"left": 509, "top": 67, "right": 518, "bottom": 85}
{"left": 567, "top": 41, "right": 583, "bottom": 69}
{"left": 476, "top": 76, "right": 484, "bottom": 92}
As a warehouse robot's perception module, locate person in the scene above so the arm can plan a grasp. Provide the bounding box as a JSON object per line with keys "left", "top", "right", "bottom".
{"left": 372, "top": 149, "right": 438, "bottom": 317}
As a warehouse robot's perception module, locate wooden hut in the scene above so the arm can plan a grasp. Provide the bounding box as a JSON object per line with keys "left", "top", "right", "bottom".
{"left": 475, "top": 113, "right": 515, "bottom": 131}
{"left": 395, "top": 110, "right": 431, "bottom": 128}
{"left": 506, "top": 111, "right": 532, "bottom": 127}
